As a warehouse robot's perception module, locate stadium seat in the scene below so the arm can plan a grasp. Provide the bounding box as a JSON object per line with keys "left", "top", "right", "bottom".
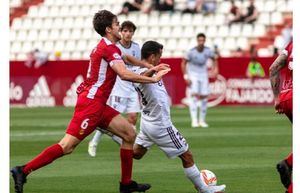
{"left": 241, "top": 24, "right": 253, "bottom": 37}
{"left": 183, "top": 26, "right": 194, "bottom": 38}
{"left": 16, "top": 30, "right": 27, "bottom": 41}
{"left": 49, "top": 29, "right": 60, "bottom": 40}
{"left": 271, "top": 12, "right": 283, "bottom": 25}
{"left": 172, "top": 26, "right": 183, "bottom": 38}
{"left": 229, "top": 24, "right": 241, "bottom": 37}
{"left": 160, "top": 26, "right": 172, "bottom": 38}
{"left": 218, "top": 26, "right": 229, "bottom": 38}
{"left": 27, "top": 30, "right": 39, "bottom": 41}
{"left": 206, "top": 26, "right": 218, "bottom": 38}
{"left": 70, "top": 29, "right": 82, "bottom": 40}
{"left": 27, "top": 6, "right": 39, "bottom": 17}
{"left": 54, "top": 40, "right": 65, "bottom": 51}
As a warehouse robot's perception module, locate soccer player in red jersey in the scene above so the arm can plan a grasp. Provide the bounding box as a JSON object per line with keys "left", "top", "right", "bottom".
{"left": 11, "top": 10, "right": 170, "bottom": 193}
{"left": 269, "top": 40, "right": 293, "bottom": 193}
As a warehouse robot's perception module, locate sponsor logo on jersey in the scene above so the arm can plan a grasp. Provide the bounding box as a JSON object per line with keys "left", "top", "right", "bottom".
{"left": 63, "top": 75, "right": 84, "bottom": 107}
{"left": 10, "top": 82, "right": 23, "bottom": 101}
{"left": 113, "top": 53, "right": 122, "bottom": 59}
{"left": 26, "top": 76, "right": 55, "bottom": 107}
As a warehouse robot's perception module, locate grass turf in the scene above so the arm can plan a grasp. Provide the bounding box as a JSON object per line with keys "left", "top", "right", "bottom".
{"left": 10, "top": 106, "right": 292, "bottom": 193}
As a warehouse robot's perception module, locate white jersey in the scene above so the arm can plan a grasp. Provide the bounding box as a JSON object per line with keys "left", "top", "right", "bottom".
{"left": 110, "top": 41, "right": 141, "bottom": 97}
{"left": 134, "top": 68, "right": 172, "bottom": 127}
{"left": 185, "top": 46, "right": 214, "bottom": 80}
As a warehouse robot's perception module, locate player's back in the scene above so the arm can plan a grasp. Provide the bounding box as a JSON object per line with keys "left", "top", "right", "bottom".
{"left": 134, "top": 79, "right": 171, "bottom": 126}
{"left": 77, "top": 37, "right": 122, "bottom": 101}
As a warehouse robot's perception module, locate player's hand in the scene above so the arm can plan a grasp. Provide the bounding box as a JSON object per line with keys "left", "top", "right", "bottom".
{"left": 185, "top": 79, "right": 191, "bottom": 87}
{"left": 152, "top": 68, "right": 171, "bottom": 82}
{"left": 152, "top": 63, "right": 170, "bottom": 72}
{"left": 274, "top": 98, "right": 284, "bottom": 114}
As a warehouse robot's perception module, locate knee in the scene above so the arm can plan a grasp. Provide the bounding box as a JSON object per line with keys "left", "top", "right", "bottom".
{"left": 123, "top": 129, "right": 136, "bottom": 144}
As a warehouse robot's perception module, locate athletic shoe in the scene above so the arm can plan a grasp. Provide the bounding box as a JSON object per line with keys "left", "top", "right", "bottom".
{"left": 277, "top": 160, "right": 292, "bottom": 188}
{"left": 200, "top": 184, "right": 226, "bottom": 193}
{"left": 88, "top": 141, "right": 97, "bottom": 157}
{"left": 120, "top": 180, "right": 151, "bottom": 193}
{"left": 192, "top": 120, "right": 200, "bottom": 128}
{"left": 11, "top": 166, "right": 27, "bottom": 193}
{"left": 199, "top": 121, "right": 209, "bottom": 128}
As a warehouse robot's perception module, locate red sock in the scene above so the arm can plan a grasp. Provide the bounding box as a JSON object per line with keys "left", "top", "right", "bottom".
{"left": 120, "top": 148, "right": 133, "bottom": 185}
{"left": 23, "top": 144, "right": 64, "bottom": 175}
{"left": 287, "top": 183, "right": 293, "bottom": 193}
{"left": 286, "top": 153, "right": 293, "bottom": 167}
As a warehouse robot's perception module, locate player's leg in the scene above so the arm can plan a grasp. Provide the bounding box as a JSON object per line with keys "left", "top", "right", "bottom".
{"left": 11, "top": 133, "right": 81, "bottom": 193}
{"left": 179, "top": 150, "right": 226, "bottom": 193}
{"left": 133, "top": 144, "right": 148, "bottom": 160}
{"left": 105, "top": 113, "right": 151, "bottom": 192}
{"left": 88, "top": 130, "right": 103, "bottom": 157}
{"left": 198, "top": 78, "right": 209, "bottom": 127}
{"left": 189, "top": 78, "right": 200, "bottom": 127}
{"left": 277, "top": 153, "right": 293, "bottom": 189}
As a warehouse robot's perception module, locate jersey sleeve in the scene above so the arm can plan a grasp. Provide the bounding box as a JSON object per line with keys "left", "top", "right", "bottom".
{"left": 208, "top": 48, "right": 215, "bottom": 59}
{"left": 104, "top": 45, "right": 123, "bottom": 67}
{"left": 282, "top": 41, "right": 293, "bottom": 57}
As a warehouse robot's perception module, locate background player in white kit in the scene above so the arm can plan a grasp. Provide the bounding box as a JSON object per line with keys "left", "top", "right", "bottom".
{"left": 133, "top": 40, "right": 226, "bottom": 193}
{"left": 88, "top": 21, "right": 147, "bottom": 157}
{"left": 181, "top": 33, "right": 219, "bottom": 128}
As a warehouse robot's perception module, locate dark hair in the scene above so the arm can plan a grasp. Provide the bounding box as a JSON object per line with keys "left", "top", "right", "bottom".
{"left": 120, "top": 21, "right": 137, "bottom": 32}
{"left": 93, "top": 10, "right": 117, "bottom": 36}
{"left": 197, "top": 33, "right": 206, "bottom": 39}
{"left": 141, "top": 41, "right": 163, "bottom": 59}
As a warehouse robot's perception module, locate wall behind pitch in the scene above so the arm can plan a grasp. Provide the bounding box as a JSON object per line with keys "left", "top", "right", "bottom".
{"left": 10, "top": 57, "right": 276, "bottom": 107}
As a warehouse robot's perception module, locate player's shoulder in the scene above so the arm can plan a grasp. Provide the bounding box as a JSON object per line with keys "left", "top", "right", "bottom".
{"left": 188, "top": 47, "right": 197, "bottom": 53}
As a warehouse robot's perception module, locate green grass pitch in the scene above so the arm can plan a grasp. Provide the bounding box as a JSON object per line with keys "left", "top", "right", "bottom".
{"left": 10, "top": 106, "right": 291, "bottom": 193}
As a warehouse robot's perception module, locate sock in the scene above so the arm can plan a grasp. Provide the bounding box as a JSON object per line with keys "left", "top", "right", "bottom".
{"left": 287, "top": 183, "right": 293, "bottom": 193}
{"left": 286, "top": 153, "right": 293, "bottom": 167}
{"left": 120, "top": 148, "right": 133, "bottom": 185}
{"left": 184, "top": 164, "right": 207, "bottom": 191}
{"left": 90, "top": 130, "right": 103, "bottom": 145}
{"left": 23, "top": 144, "right": 64, "bottom": 175}
{"left": 189, "top": 96, "right": 198, "bottom": 124}
{"left": 199, "top": 98, "right": 208, "bottom": 122}
{"left": 112, "top": 135, "right": 122, "bottom": 145}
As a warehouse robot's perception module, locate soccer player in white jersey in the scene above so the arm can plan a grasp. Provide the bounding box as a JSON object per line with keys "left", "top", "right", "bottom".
{"left": 181, "top": 33, "right": 219, "bottom": 128}
{"left": 88, "top": 21, "right": 144, "bottom": 157}
{"left": 133, "top": 40, "right": 226, "bottom": 193}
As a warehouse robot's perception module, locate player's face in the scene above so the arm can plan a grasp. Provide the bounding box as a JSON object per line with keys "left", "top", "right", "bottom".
{"left": 121, "top": 27, "right": 134, "bottom": 42}
{"left": 197, "top": 37, "right": 205, "bottom": 48}
{"left": 152, "top": 49, "right": 162, "bottom": 66}
{"left": 110, "top": 18, "right": 121, "bottom": 40}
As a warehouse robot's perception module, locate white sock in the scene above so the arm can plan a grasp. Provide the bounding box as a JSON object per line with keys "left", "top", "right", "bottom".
{"left": 112, "top": 135, "right": 122, "bottom": 145}
{"left": 189, "top": 96, "right": 198, "bottom": 123}
{"left": 199, "top": 98, "right": 208, "bottom": 122}
{"left": 184, "top": 165, "right": 207, "bottom": 192}
{"left": 90, "top": 130, "right": 103, "bottom": 145}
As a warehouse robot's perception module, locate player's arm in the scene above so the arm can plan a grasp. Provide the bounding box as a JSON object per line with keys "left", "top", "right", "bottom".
{"left": 269, "top": 53, "right": 287, "bottom": 98}
{"left": 269, "top": 53, "right": 287, "bottom": 113}
{"left": 181, "top": 58, "right": 191, "bottom": 86}
{"left": 210, "top": 55, "right": 219, "bottom": 77}
{"left": 140, "top": 63, "right": 170, "bottom": 77}
{"left": 111, "top": 60, "right": 170, "bottom": 83}
{"left": 122, "top": 54, "right": 154, "bottom": 69}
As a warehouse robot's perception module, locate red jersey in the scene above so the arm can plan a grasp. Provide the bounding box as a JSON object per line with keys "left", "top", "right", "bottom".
{"left": 77, "top": 37, "right": 123, "bottom": 101}
{"left": 280, "top": 41, "right": 293, "bottom": 93}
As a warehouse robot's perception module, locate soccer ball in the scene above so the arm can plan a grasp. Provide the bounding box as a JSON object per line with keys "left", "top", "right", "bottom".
{"left": 200, "top": 170, "right": 217, "bottom": 186}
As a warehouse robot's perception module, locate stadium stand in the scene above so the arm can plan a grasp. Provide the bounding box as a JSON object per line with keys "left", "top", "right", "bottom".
{"left": 10, "top": 0, "right": 292, "bottom": 60}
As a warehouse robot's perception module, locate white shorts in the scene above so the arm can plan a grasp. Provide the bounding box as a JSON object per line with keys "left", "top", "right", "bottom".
{"left": 135, "top": 120, "right": 189, "bottom": 158}
{"left": 107, "top": 94, "right": 141, "bottom": 113}
{"left": 189, "top": 77, "right": 210, "bottom": 96}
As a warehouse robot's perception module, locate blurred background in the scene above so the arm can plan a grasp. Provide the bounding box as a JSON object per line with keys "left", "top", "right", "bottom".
{"left": 9, "top": 0, "right": 292, "bottom": 107}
